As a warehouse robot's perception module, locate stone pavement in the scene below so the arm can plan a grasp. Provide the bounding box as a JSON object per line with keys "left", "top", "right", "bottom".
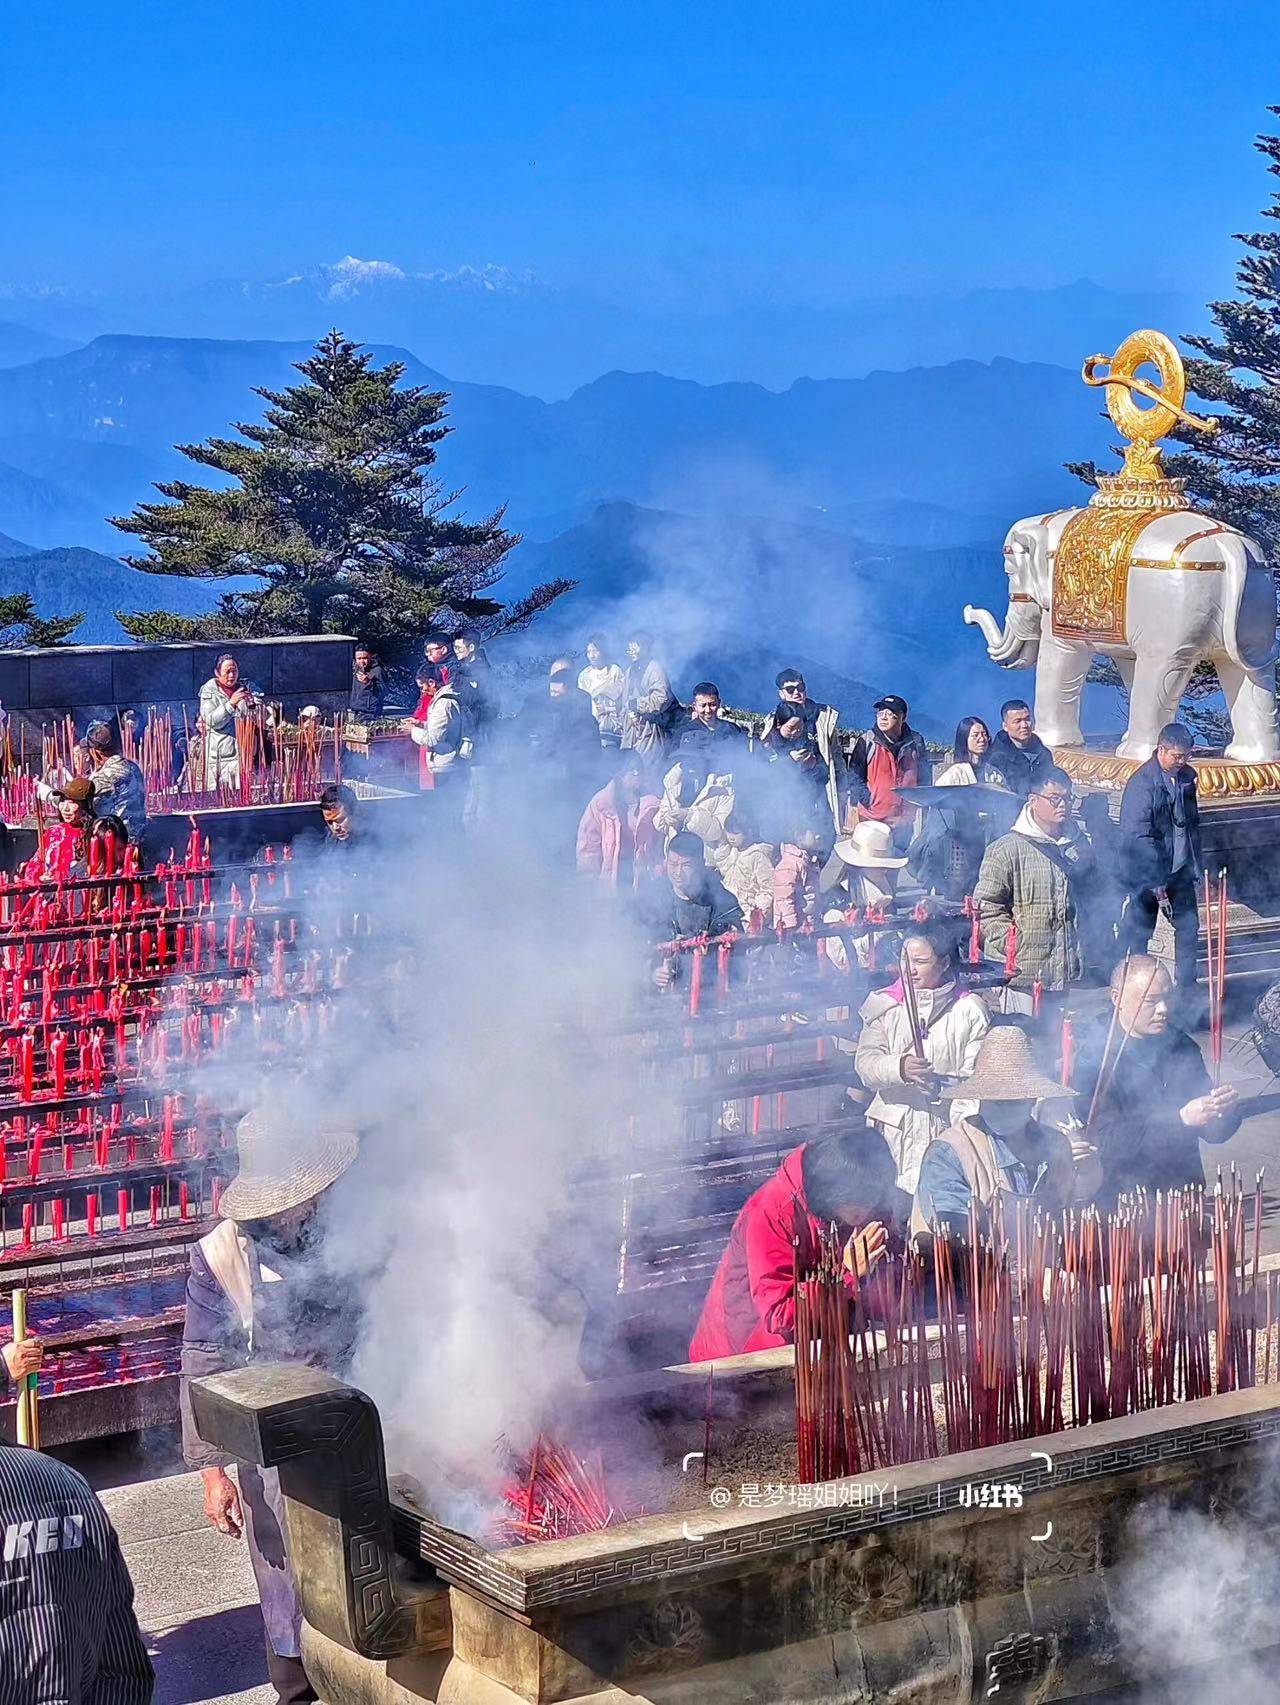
{"left": 68, "top": 1433, "right": 273, "bottom": 1705}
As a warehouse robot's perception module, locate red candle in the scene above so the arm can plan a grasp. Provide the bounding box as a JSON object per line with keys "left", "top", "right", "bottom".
{"left": 52, "top": 1198, "right": 66, "bottom": 1241}
{"left": 21, "top": 1202, "right": 34, "bottom": 1249}
{"left": 688, "top": 944, "right": 705, "bottom": 1017}
{"left": 179, "top": 1180, "right": 190, "bottom": 1220}
{"left": 1003, "top": 919, "right": 1018, "bottom": 978}
{"left": 117, "top": 1188, "right": 129, "bottom": 1231}
{"left": 87, "top": 1191, "right": 99, "bottom": 1236}
{"left": 1060, "top": 1015, "right": 1075, "bottom": 1088}
{"left": 1031, "top": 976, "right": 1044, "bottom": 1018}
{"left": 19, "top": 1035, "right": 34, "bottom": 1102}
{"left": 160, "top": 1096, "right": 175, "bottom": 1162}
{"left": 149, "top": 1185, "right": 160, "bottom": 1227}
{"left": 969, "top": 911, "right": 982, "bottom": 964}
{"left": 50, "top": 1031, "right": 67, "bottom": 1100}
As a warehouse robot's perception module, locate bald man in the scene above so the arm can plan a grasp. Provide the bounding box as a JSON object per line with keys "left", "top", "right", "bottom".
{"left": 1076, "top": 955, "right": 1239, "bottom": 1206}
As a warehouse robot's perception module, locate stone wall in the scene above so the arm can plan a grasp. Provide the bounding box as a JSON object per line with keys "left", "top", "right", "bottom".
{"left": 0, "top": 634, "right": 356, "bottom": 744}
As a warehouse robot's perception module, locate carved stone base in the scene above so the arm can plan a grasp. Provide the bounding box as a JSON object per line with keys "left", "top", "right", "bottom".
{"left": 1053, "top": 746, "right": 1280, "bottom": 803}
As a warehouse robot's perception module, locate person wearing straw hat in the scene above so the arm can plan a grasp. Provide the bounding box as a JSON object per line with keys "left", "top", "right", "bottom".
{"left": 856, "top": 920, "right": 991, "bottom": 1195}
{"left": 910, "top": 1025, "right": 1101, "bottom": 1241}
{"left": 818, "top": 817, "right": 908, "bottom": 974}
{"left": 181, "top": 1112, "right": 360, "bottom": 1705}
{"left": 1075, "top": 954, "right": 1239, "bottom": 1210}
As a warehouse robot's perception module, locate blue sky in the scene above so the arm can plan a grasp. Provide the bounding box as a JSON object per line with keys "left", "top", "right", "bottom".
{"left": 1, "top": 0, "right": 1278, "bottom": 307}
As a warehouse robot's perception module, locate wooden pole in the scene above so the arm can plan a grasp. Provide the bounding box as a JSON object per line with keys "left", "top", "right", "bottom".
{"left": 11, "top": 1287, "right": 36, "bottom": 1448}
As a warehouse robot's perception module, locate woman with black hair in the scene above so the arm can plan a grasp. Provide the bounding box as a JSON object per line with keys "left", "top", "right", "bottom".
{"left": 936, "top": 716, "right": 1008, "bottom": 790}
{"left": 909, "top": 716, "right": 1014, "bottom": 898}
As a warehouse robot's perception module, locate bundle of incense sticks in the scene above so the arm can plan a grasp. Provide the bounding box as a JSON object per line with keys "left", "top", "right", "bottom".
{"left": 497, "top": 1435, "right": 632, "bottom": 1543}
{"left": 1204, "top": 867, "right": 1228, "bottom": 1083}
{"left": 793, "top": 1174, "right": 1270, "bottom": 1481}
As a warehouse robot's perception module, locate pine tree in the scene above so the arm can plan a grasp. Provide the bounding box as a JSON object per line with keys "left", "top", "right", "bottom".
{"left": 112, "top": 331, "right": 570, "bottom": 668}
{"left": 1164, "top": 110, "right": 1280, "bottom": 554}
{"left": 0, "top": 596, "right": 82, "bottom": 649}
{"left": 1068, "top": 112, "right": 1280, "bottom": 742}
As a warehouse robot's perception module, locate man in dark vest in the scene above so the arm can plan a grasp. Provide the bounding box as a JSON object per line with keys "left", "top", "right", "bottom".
{"left": 1118, "top": 722, "right": 1203, "bottom": 993}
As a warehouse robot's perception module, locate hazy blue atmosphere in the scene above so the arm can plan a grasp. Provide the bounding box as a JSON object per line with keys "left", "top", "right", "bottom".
{"left": 0, "top": 1, "right": 1277, "bottom": 723}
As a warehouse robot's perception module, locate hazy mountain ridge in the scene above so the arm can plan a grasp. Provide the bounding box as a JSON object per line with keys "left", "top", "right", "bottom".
{"left": 0, "top": 274, "right": 1204, "bottom": 396}
{"left": 0, "top": 334, "right": 1109, "bottom": 555}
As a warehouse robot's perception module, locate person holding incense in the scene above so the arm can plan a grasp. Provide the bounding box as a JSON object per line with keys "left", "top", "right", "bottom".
{"left": 1117, "top": 722, "right": 1203, "bottom": 998}
{"left": 973, "top": 766, "right": 1092, "bottom": 1015}
{"left": 1076, "top": 954, "right": 1239, "bottom": 1209}
{"left": 910, "top": 1025, "right": 1100, "bottom": 1240}
{"left": 181, "top": 1111, "right": 361, "bottom": 1705}
{"left": 198, "top": 652, "right": 263, "bottom": 789}
{"left": 855, "top": 919, "right": 991, "bottom": 1194}
{"left": 689, "top": 1129, "right": 897, "bottom": 1361}
{"left": 83, "top": 719, "right": 148, "bottom": 847}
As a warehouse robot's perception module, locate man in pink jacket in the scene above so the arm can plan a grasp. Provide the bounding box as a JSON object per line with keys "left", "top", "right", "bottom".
{"left": 576, "top": 753, "right": 662, "bottom": 891}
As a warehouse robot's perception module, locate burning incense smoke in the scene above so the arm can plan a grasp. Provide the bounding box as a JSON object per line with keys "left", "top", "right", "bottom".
{"left": 249, "top": 818, "right": 651, "bottom": 1535}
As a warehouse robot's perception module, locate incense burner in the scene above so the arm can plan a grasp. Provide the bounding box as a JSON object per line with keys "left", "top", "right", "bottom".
{"left": 191, "top": 1357, "right": 1280, "bottom": 1703}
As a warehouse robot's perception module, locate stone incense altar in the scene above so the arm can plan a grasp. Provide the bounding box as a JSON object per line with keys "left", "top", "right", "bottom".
{"left": 192, "top": 1357, "right": 1280, "bottom": 1704}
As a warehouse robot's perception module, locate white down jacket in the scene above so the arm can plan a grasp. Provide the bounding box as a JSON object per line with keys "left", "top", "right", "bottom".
{"left": 854, "top": 981, "right": 990, "bottom": 1192}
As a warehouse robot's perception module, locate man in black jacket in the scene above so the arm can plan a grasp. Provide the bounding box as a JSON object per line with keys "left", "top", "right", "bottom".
{"left": 0, "top": 1444, "right": 153, "bottom": 1703}
{"left": 1117, "top": 722, "right": 1202, "bottom": 991}
{"left": 653, "top": 831, "right": 743, "bottom": 985}
{"left": 1075, "top": 955, "right": 1238, "bottom": 1207}
{"left": 988, "top": 699, "right": 1054, "bottom": 799}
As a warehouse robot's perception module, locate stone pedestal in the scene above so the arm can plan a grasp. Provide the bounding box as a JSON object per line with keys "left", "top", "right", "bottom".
{"left": 192, "top": 1363, "right": 1280, "bottom": 1705}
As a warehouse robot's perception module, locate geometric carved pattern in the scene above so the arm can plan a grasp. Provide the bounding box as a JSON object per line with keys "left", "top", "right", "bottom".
{"left": 257, "top": 1389, "right": 420, "bottom": 1659}
{"left": 398, "top": 1403, "right": 1280, "bottom": 1615}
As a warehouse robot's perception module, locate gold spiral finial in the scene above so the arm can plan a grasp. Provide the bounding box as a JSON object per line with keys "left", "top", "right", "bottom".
{"left": 1081, "top": 329, "right": 1217, "bottom": 483}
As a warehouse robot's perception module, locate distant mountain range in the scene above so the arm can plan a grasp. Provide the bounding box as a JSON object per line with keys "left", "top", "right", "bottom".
{"left": 0, "top": 271, "right": 1206, "bottom": 397}
{"left": 0, "top": 332, "right": 1111, "bottom": 557}
{"left": 0, "top": 326, "right": 1116, "bottom": 719}
{"left": 0, "top": 534, "right": 258, "bottom": 646}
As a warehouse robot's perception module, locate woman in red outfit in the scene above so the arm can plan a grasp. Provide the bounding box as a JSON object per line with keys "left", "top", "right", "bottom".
{"left": 26, "top": 777, "right": 94, "bottom": 882}
{"left": 688, "top": 1132, "right": 897, "bottom": 1362}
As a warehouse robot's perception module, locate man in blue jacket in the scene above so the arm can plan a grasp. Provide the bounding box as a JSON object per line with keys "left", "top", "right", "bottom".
{"left": 1118, "top": 723, "right": 1202, "bottom": 992}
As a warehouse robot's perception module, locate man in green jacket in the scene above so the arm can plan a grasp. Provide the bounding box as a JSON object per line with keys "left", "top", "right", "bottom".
{"left": 973, "top": 766, "right": 1094, "bottom": 1014}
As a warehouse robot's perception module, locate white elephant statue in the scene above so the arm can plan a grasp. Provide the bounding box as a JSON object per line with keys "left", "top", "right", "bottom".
{"left": 964, "top": 506, "right": 1280, "bottom": 762}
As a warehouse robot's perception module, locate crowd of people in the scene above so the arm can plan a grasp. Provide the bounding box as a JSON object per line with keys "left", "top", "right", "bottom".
{"left": 0, "top": 623, "right": 1251, "bottom": 1705}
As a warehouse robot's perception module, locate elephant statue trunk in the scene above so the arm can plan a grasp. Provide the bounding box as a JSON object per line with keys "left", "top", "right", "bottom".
{"left": 964, "top": 603, "right": 1039, "bottom": 668}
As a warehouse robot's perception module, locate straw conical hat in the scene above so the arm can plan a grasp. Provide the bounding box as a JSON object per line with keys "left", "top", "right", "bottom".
{"left": 941, "top": 1024, "right": 1066, "bottom": 1103}
{"left": 219, "top": 1111, "right": 359, "bottom": 1222}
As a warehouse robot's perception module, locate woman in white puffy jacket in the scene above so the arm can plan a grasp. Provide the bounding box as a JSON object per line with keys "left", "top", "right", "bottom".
{"left": 854, "top": 919, "right": 990, "bottom": 1193}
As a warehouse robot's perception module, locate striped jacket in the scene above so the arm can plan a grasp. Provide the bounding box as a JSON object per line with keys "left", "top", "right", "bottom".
{"left": 0, "top": 1445, "right": 153, "bottom": 1702}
